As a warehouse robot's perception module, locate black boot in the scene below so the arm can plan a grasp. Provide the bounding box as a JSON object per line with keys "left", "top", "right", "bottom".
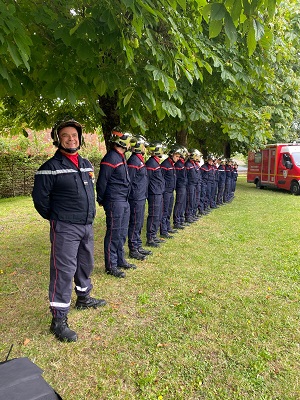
{"left": 75, "top": 295, "right": 107, "bottom": 310}
{"left": 129, "top": 249, "right": 147, "bottom": 260}
{"left": 50, "top": 316, "right": 77, "bottom": 342}
{"left": 138, "top": 247, "right": 153, "bottom": 256}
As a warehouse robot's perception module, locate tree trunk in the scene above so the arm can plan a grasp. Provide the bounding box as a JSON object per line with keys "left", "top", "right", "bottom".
{"left": 98, "top": 92, "right": 120, "bottom": 151}
{"left": 176, "top": 129, "right": 188, "bottom": 147}
{"left": 223, "top": 141, "right": 231, "bottom": 159}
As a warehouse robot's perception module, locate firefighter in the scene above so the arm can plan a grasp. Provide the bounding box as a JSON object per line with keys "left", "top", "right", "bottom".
{"left": 145, "top": 142, "right": 165, "bottom": 247}
{"left": 185, "top": 149, "right": 199, "bottom": 223}
{"left": 173, "top": 146, "right": 188, "bottom": 229}
{"left": 32, "top": 119, "right": 106, "bottom": 342}
{"left": 194, "top": 150, "right": 203, "bottom": 217}
{"left": 127, "top": 135, "right": 152, "bottom": 260}
{"left": 200, "top": 154, "right": 214, "bottom": 214}
{"left": 210, "top": 158, "right": 219, "bottom": 209}
{"left": 96, "top": 128, "right": 136, "bottom": 279}
{"left": 232, "top": 162, "right": 238, "bottom": 196}
{"left": 160, "top": 145, "right": 182, "bottom": 238}
{"left": 217, "top": 158, "right": 226, "bottom": 205}
{"left": 224, "top": 159, "right": 233, "bottom": 203}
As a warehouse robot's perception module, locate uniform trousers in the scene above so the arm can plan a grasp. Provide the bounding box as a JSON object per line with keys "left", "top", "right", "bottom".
{"left": 210, "top": 181, "right": 218, "bottom": 207}
{"left": 49, "top": 220, "right": 94, "bottom": 318}
{"left": 199, "top": 181, "right": 207, "bottom": 212}
{"left": 204, "top": 181, "right": 213, "bottom": 210}
{"left": 128, "top": 199, "right": 146, "bottom": 251}
{"left": 173, "top": 187, "right": 187, "bottom": 225}
{"left": 146, "top": 193, "right": 163, "bottom": 240}
{"left": 103, "top": 200, "right": 130, "bottom": 271}
{"left": 185, "top": 185, "right": 196, "bottom": 220}
{"left": 217, "top": 183, "right": 225, "bottom": 204}
{"left": 160, "top": 191, "right": 174, "bottom": 235}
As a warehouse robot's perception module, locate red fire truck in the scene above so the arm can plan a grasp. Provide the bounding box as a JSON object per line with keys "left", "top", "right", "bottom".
{"left": 247, "top": 143, "right": 300, "bottom": 195}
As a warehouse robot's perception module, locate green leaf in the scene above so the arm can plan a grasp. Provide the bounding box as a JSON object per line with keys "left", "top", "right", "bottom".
{"left": 202, "top": 4, "right": 211, "bottom": 23}
{"left": 247, "top": 22, "right": 257, "bottom": 56}
{"left": 7, "top": 42, "right": 22, "bottom": 68}
{"left": 259, "top": 25, "right": 273, "bottom": 50}
{"left": 231, "top": 0, "right": 242, "bottom": 22}
{"left": 209, "top": 19, "right": 223, "bottom": 38}
{"left": 211, "top": 3, "right": 226, "bottom": 20}
{"left": 123, "top": 89, "right": 134, "bottom": 106}
{"left": 162, "top": 100, "right": 181, "bottom": 118}
{"left": 177, "top": 0, "right": 186, "bottom": 11}
{"left": 224, "top": 13, "right": 237, "bottom": 44}
{"left": 253, "top": 19, "right": 264, "bottom": 41}
{"left": 267, "top": 0, "right": 276, "bottom": 18}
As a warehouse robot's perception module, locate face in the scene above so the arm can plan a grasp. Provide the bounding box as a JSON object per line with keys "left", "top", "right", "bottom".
{"left": 172, "top": 153, "right": 181, "bottom": 162}
{"left": 58, "top": 126, "right": 79, "bottom": 152}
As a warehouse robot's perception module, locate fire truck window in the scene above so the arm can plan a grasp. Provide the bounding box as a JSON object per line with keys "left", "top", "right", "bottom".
{"left": 282, "top": 154, "right": 291, "bottom": 167}
{"left": 254, "top": 152, "right": 262, "bottom": 163}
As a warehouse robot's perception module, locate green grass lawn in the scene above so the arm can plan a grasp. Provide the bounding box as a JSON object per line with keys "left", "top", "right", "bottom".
{"left": 0, "top": 176, "right": 299, "bottom": 399}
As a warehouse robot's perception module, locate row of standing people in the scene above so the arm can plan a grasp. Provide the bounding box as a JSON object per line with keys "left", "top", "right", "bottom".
{"left": 97, "top": 129, "right": 238, "bottom": 280}
{"left": 32, "top": 120, "right": 238, "bottom": 342}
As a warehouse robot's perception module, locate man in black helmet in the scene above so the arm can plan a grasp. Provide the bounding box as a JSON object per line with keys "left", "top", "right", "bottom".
{"left": 32, "top": 119, "right": 107, "bottom": 343}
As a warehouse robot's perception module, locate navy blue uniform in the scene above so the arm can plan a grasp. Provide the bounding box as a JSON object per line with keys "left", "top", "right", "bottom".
{"left": 160, "top": 157, "right": 177, "bottom": 235}
{"left": 32, "top": 150, "right": 96, "bottom": 318}
{"left": 201, "top": 163, "right": 214, "bottom": 210}
{"left": 146, "top": 156, "right": 165, "bottom": 240}
{"left": 217, "top": 164, "right": 226, "bottom": 205}
{"left": 194, "top": 161, "right": 202, "bottom": 216}
{"left": 232, "top": 166, "right": 238, "bottom": 196}
{"left": 127, "top": 153, "right": 148, "bottom": 251}
{"left": 173, "top": 157, "right": 187, "bottom": 226}
{"left": 185, "top": 159, "right": 198, "bottom": 221}
{"left": 96, "top": 148, "right": 131, "bottom": 272}
{"left": 210, "top": 164, "right": 218, "bottom": 208}
{"left": 224, "top": 164, "right": 233, "bottom": 202}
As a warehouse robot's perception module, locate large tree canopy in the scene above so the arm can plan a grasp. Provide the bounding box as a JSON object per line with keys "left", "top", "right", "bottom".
{"left": 1, "top": 0, "right": 299, "bottom": 155}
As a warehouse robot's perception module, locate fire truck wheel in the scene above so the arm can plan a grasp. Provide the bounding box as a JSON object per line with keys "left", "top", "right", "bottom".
{"left": 255, "top": 180, "right": 264, "bottom": 189}
{"left": 290, "top": 181, "right": 300, "bottom": 195}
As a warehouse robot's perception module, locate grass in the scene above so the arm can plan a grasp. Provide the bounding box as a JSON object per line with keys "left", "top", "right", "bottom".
{"left": 0, "top": 176, "right": 300, "bottom": 399}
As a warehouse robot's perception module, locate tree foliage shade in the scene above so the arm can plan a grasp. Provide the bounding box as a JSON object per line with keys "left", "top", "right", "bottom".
{"left": 1, "top": 0, "right": 299, "bottom": 156}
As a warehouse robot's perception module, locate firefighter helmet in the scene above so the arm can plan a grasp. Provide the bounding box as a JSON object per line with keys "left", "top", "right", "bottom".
{"left": 168, "top": 145, "right": 182, "bottom": 157}
{"left": 148, "top": 142, "right": 164, "bottom": 157}
{"left": 111, "top": 127, "right": 133, "bottom": 150}
{"left": 51, "top": 119, "right": 83, "bottom": 153}
{"left": 189, "top": 148, "right": 201, "bottom": 161}
{"left": 130, "top": 135, "right": 149, "bottom": 154}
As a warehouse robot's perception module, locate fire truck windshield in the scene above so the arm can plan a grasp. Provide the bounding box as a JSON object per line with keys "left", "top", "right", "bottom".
{"left": 292, "top": 152, "right": 300, "bottom": 166}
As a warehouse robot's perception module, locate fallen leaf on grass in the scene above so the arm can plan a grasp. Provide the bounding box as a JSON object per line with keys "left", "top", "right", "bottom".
{"left": 157, "top": 343, "right": 169, "bottom": 348}
{"left": 23, "top": 338, "right": 30, "bottom": 346}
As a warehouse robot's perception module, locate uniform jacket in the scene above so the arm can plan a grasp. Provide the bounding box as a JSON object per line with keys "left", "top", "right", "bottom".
{"left": 225, "top": 164, "right": 233, "bottom": 182}
{"left": 233, "top": 167, "right": 238, "bottom": 181}
{"left": 145, "top": 156, "right": 165, "bottom": 195}
{"left": 200, "top": 162, "right": 214, "bottom": 183}
{"left": 160, "top": 156, "right": 177, "bottom": 193}
{"left": 127, "top": 153, "right": 148, "bottom": 201}
{"left": 218, "top": 164, "right": 226, "bottom": 184}
{"left": 185, "top": 159, "right": 198, "bottom": 186}
{"left": 175, "top": 157, "right": 188, "bottom": 189}
{"left": 32, "top": 150, "right": 95, "bottom": 225}
{"left": 96, "top": 148, "right": 130, "bottom": 205}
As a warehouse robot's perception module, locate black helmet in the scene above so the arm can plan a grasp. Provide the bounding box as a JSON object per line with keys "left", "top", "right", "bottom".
{"left": 148, "top": 142, "right": 164, "bottom": 158}
{"left": 131, "top": 135, "right": 149, "bottom": 154}
{"left": 168, "top": 145, "right": 182, "bottom": 157}
{"left": 111, "top": 127, "right": 133, "bottom": 150}
{"left": 51, "top": 119, "right": 83, "bottom": 154}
